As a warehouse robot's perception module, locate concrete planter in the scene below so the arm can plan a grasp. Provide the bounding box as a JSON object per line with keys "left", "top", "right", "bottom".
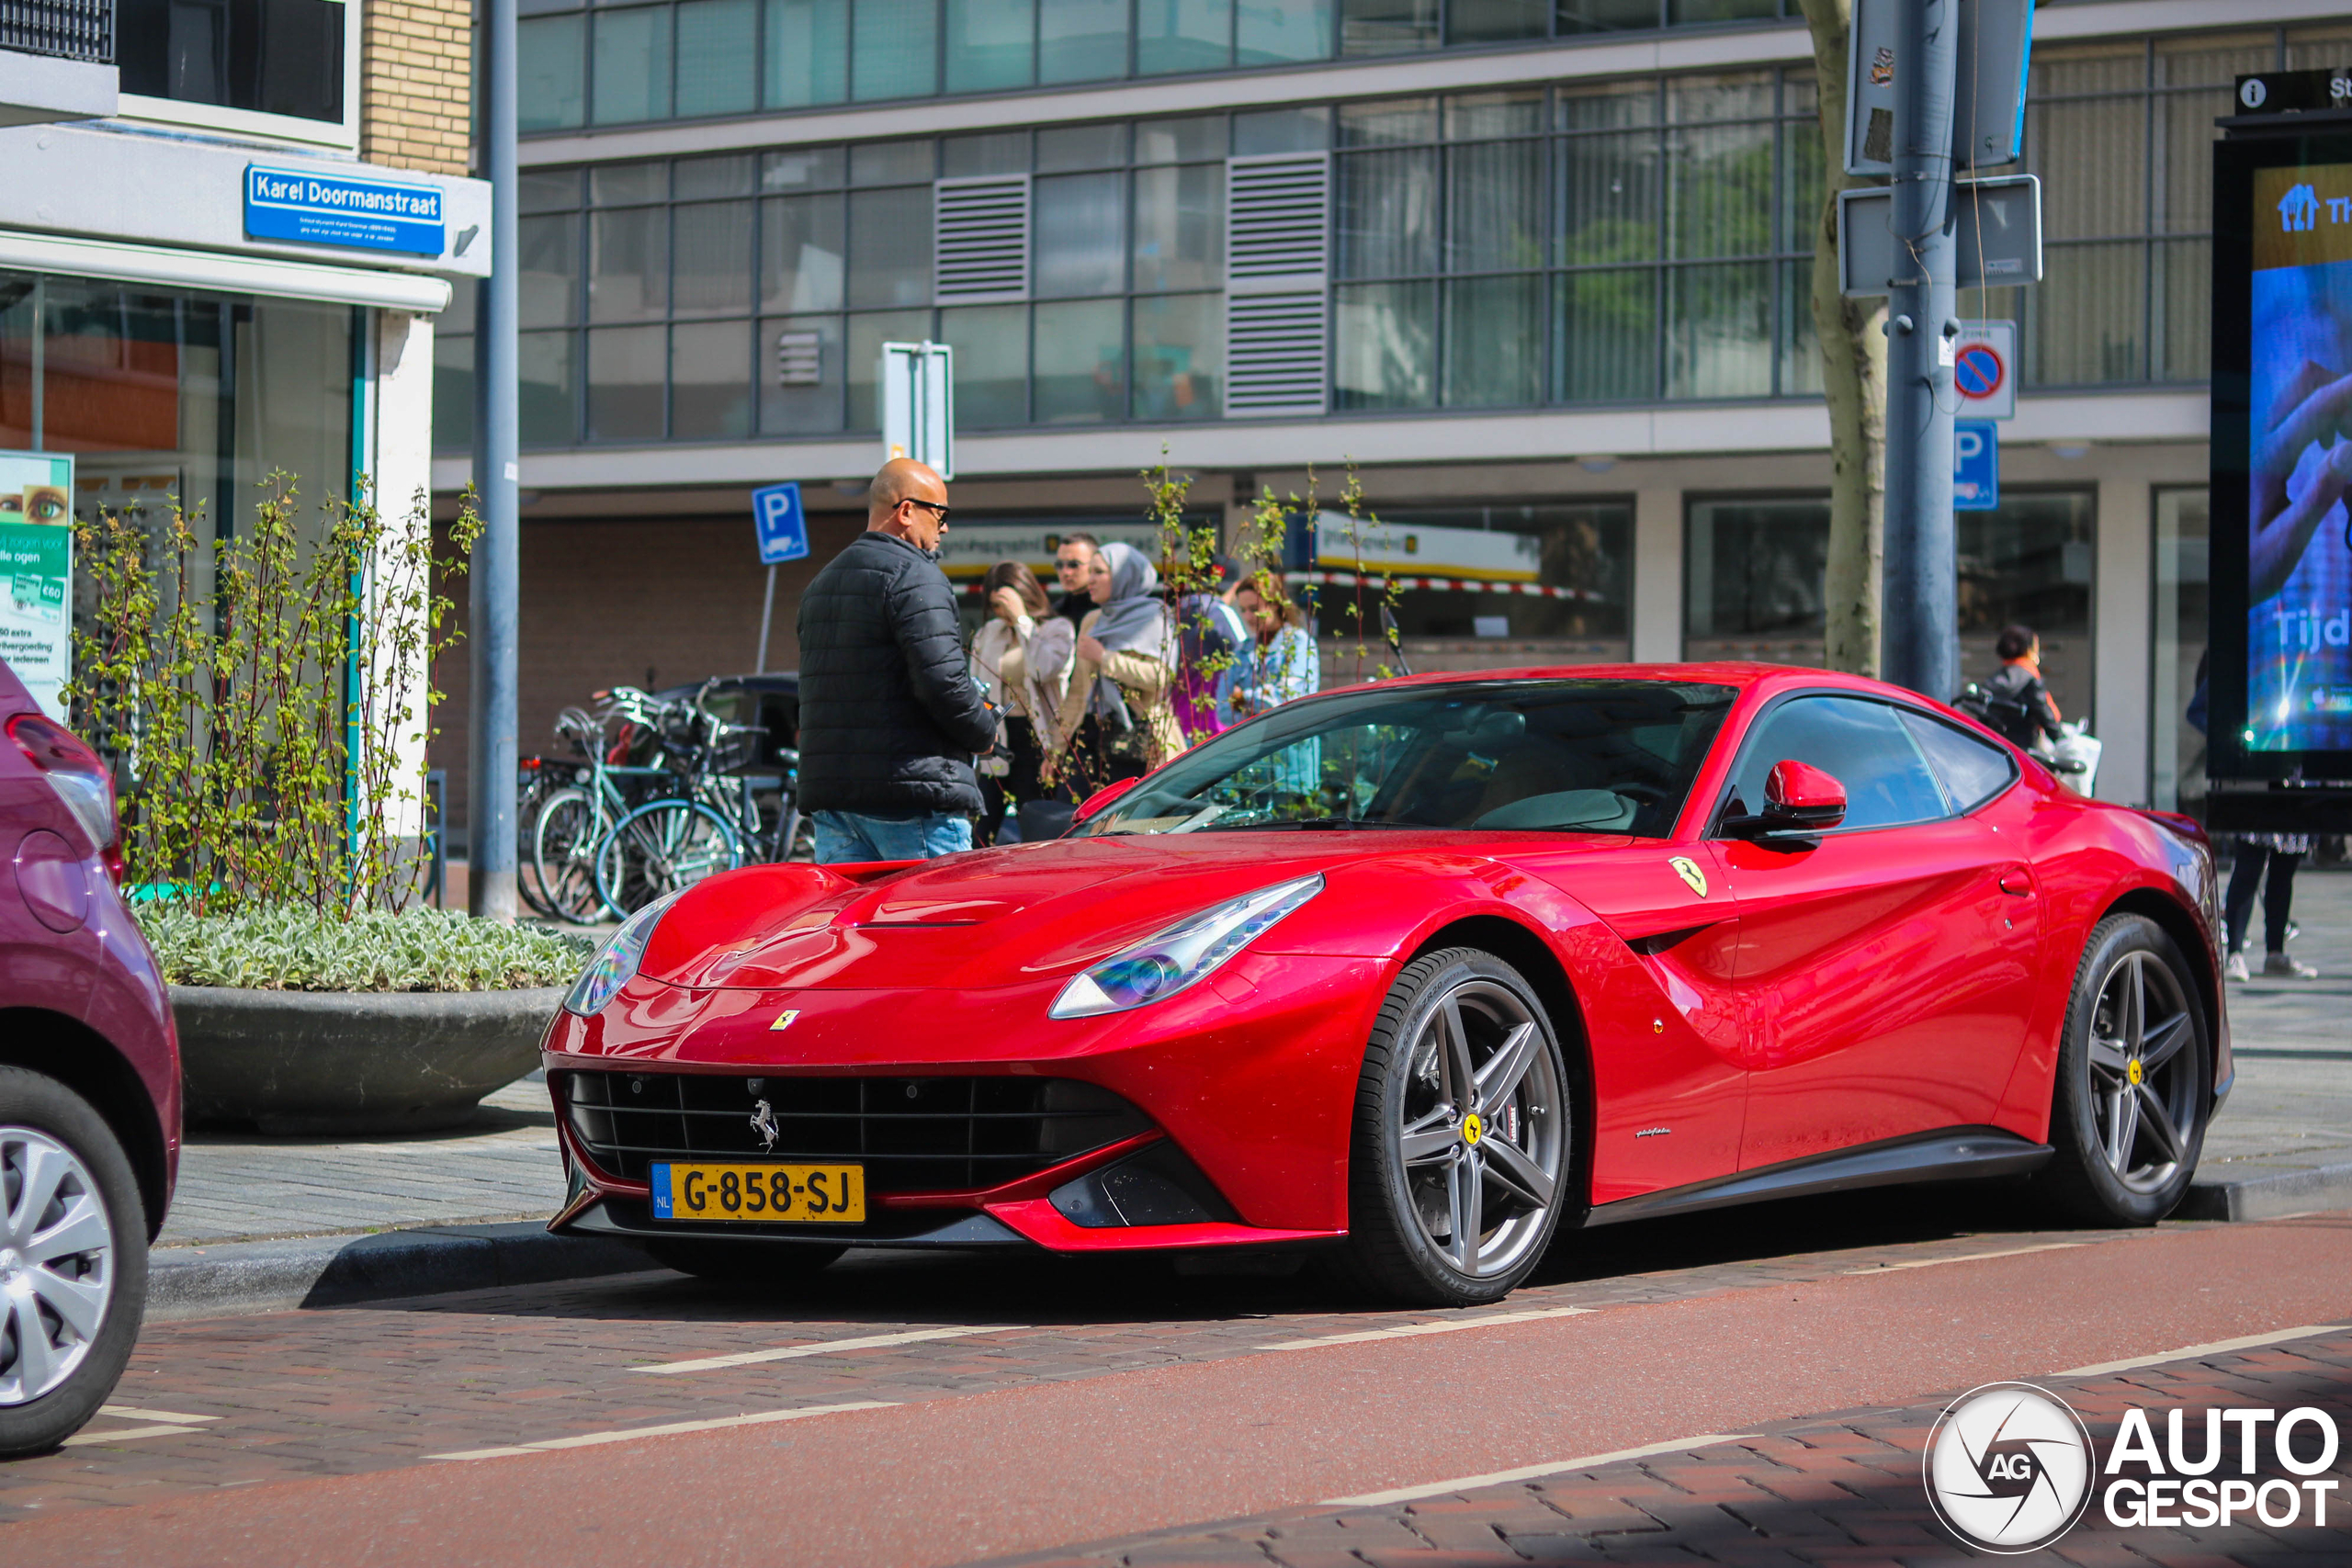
{"left": 172, "top": 985, "right": 565, "bottom": 1135}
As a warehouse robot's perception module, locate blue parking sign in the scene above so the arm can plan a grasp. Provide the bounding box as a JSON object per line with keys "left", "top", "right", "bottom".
{"left": 752, "top": 481, "right": 808, "bottom": 563}
{"left": 1954, "top": 421, "right": 1999, "bottom": 511}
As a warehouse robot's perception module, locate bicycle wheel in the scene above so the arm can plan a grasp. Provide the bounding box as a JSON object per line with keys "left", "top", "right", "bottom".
{"left": 594, "top": 799, "right": 742, "bottom": 917}
{"left": 533, "top": 787, "right": 611, "bottom": 924}
{"left": 516, "top": 771, "right": 560, "bottom": 918}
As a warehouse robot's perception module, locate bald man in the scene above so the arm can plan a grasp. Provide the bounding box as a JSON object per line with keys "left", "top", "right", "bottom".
{"left": 795, "top": 459, "right": 997, "bottom": 862}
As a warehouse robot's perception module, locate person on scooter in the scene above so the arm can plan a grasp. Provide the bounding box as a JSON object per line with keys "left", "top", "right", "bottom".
{"left": 1984, "top": 624, "right": 2064, "bottom": 750}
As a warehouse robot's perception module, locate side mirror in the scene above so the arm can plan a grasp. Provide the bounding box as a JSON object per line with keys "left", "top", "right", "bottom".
{"left": 1072, "top": 774, "right": 1141, "bottom": 823}
{"left": 1725, "top": 759, "right": 1848, "bottom": 837}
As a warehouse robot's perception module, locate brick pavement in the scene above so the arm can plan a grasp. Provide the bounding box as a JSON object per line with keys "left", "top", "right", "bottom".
{"left": 982, "top": 1330, "right": 2352, "bottom": 1568}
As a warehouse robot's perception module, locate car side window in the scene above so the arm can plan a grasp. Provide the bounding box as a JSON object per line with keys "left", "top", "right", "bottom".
{"left": 1724, "top": 695, "right": 1949, "bottom": 832}
{"left": 1897, "top": 709, "right": 2017, "bottom": 814}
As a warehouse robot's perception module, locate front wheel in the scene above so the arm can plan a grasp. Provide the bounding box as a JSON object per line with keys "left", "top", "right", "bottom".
{"left": 0, "top": 1067, "right": 149, "bottom": 1459}
{"left": 594, "top": 798, "right": 742, "bottom": 916}
{"left": 2039, "top": 914, "right": 2211, "bottom": 1225}
{"left": 533, "top": 787, "right": 611, "bottom": 924}
{"left": 1335, "top": 948, "right": 1573, "bottom": 1306}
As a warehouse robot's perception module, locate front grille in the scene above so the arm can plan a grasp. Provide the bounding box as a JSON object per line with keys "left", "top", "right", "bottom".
{"left": 557, "top": 1070, "right": 1152, "bottom": 1193}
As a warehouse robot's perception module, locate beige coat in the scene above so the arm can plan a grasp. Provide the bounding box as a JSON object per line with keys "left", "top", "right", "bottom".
{"left": 1053, "top": 607, "right": 1185, "bottom": 772}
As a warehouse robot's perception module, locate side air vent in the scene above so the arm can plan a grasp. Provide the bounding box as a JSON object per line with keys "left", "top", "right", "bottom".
{"left": 1225, "top": 154, "right": 1328, "bottom": 418}
{"left": 933, "top": 175, "right": 1030, "bottom": 304}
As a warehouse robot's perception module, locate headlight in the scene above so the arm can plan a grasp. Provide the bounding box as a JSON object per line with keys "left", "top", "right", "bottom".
{"left": 563, "top": 893, "right": 678, "bottom": 1016}
{"left": 1049, "top": 874, "right": 1323, "bottom": 1020}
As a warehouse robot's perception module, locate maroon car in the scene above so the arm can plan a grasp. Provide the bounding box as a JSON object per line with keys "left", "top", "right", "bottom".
{"left": 0, "top": 659, "right": 178, "bottom": 1456}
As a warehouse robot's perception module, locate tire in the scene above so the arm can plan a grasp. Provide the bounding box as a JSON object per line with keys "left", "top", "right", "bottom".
{"left": 2039, "top": 914, "right": 2211, "bottom": 1225}
{"left": 0, "top": 1067, "right": 149, "bottom": 1459}
{"left": 593, "top": 799, "right": 742, "bottom": 917}
{"left": 641, "top": 1240, "right": 846, "bottom": 1284}
{"left": 532, "top": 787, "right": 611, "bottom": 925}
{"left": 1334, "top": 948, "right": 1573, "bottom": 1307}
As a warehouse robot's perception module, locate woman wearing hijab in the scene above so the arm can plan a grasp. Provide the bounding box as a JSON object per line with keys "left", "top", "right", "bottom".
{"left": 1046, "top": 541, "right": 1182, "bottom": 790}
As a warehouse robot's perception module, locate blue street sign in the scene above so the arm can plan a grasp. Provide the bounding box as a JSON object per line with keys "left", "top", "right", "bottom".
{"left": 1955, "top": 421, "right": 1999, "bottom": 510}
{"left": 243, "top": 165, "right": 445, "bottom": 256}
{"left": 752, "top": 481, "right": 808, "bottom": 564}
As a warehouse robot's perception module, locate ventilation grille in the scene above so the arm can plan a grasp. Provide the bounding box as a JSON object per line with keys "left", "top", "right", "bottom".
{"left": 1225, "top": 292, "right": 1327, "bottom": 418}
{"left": 775, "top": 330, "right": 821, "bottom": 387}
{"left": 933, "top": 176, "right": 1030, "bottom": 304}
{"left": 1227, "top": 154, "right": 1329, "bottom": 294}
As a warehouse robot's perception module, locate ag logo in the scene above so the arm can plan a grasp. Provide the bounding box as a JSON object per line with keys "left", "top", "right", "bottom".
{"left": 1668, "top": 856, "right": 1708, "bottom": 897}
{"left": 1924, "top": 1382, "right": 2095, "bottom": 1553}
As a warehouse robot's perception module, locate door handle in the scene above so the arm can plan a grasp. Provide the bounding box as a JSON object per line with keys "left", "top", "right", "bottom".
{"left": 1998, "top": 869, "right": 2033, "bottom": 897}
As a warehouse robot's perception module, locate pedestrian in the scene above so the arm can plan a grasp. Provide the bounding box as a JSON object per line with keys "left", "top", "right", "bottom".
{"left": 1046, "top": 541, "right": 1182, "bottom": 792}
{"left": 1225, "top": 573, "right": 1319, "bottom": 724}
{"left": 1174, "top": 555, "right": 1249, "bottom": 743}
{"left": 969, "top": 558, "right": 1070, "bottom": 844}
{"left": 794, "top": 457, "right": 998, "bottom": 863}
{"left": 1981, "top": 624, "right": 2064, "bottom": 750}
{"left": 2224, "top": 833, "right": 2319, "bottom": 980}
{"left": 1048, "top": 532, "right": 1100, "bottom": 628}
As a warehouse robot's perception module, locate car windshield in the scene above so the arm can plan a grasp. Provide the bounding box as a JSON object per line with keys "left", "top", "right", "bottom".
{"left": 1074, "top": 679, "right": 1737, "bottom": 838}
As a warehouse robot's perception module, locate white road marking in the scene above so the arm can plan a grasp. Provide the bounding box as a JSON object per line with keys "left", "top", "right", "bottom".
{"left": 1259, "top": 1305, "right": 1594, "bottom": 1352}
{"left": 1841, "top": 1242, "right": 2087, "bottom": 1275}
{"left": 2057, "top": 1323, "right": 2348, "bottom": 1379}
{"left": 428, "top": 1400, "right": 898, "bottom": 1461}
{"left": 637, "top": 1325, "right": 1025, "bottom": 1374}
{"left": 1323, "top": 1433, "right": 1758, "bottom": 1506}
{"left": 98, "top": 1404, "right": 219, "bottom": 1424}
{"left": 62, "top": 1425, "right": 206, "bottom": 1446}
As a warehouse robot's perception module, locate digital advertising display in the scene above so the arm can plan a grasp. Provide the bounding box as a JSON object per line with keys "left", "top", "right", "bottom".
{"left": 2211, "top": 126, "right": 2352, "bottom": 784}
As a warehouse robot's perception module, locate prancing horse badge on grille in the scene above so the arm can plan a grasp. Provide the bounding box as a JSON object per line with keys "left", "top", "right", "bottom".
{"left": 750, "top": 1098, "right": 780, "bottom": 1151}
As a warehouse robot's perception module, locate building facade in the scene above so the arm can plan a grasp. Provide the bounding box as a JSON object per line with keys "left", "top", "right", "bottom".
{"left": 430, "top": 0, "right": 2334, "bottom": 823}
{"left": 0, "top": 0, "right": 488, "bottom": 762}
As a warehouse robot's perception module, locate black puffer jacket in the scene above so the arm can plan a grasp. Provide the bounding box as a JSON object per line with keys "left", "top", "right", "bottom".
{"left": 796, "top": 531, "right": 996, "bottom": 817}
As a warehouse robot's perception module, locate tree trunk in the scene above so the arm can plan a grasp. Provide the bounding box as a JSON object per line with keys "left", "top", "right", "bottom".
{"left": 1799, "top": 0, "right": 1888, "bottom": 677}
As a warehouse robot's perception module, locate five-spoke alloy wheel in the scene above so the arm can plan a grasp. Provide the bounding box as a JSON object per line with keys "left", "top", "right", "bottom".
{"left": 1340, "top": 948, "right": 1573, "bottom": 1305}
{"left": 2041, "top": 915, "right": 2211, "bottom": 1225}
{"left": 0, "top": 1066, "right": 148, "bottom": 1458}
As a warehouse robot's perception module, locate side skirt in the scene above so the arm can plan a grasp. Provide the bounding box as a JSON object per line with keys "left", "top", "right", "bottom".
{"left": 1577, "top": 1128, "right": 2053, "bottom": 1230}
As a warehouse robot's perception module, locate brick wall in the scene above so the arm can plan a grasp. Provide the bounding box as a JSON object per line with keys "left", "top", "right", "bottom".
{"left": 361, "top": 0, "right": 474, "bottom": 176}
{"left": 430, "top": 511, "right": 868, "bottom": 839}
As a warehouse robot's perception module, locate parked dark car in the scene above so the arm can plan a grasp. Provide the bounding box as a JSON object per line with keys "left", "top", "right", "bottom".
{"left": 0, "top": 659, "right": 178, "bottom": 1457}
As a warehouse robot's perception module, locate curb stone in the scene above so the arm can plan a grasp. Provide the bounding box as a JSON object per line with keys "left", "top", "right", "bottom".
{"left": 147, "top": 1221, "right": 657, "bottom": 1321}
{"left": 2180, "top": 1158, "right": 2352, "bottom": 1222}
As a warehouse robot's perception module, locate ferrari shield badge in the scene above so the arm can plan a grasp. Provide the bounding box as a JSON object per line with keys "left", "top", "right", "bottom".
{"left": 1669, "top": 856, "right": 1709, "bottom": 897}
{"left": 770, "top": 1009, "right": 801, "bottom": 1032}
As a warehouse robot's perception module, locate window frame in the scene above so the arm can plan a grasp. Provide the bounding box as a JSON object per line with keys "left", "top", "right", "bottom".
{"left": 117, "top": 0, "right": 363, "bottom": 152}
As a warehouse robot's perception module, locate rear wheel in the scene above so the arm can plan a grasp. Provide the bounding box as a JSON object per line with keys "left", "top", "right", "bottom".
{"left": 594, "top": 799, "right": 741, "bottom": 917}
{"left": 641, "top": 1240, "right": 845, "bottom": 1284}
{"left": 1335, "top": 948, "right": 1572, "bottom": 1306}
{"left": 0, "top": 1067, "right": 148, "bottom": 1459}
{"left": 2040, "top": 914, "right": 2210, "bottom": 1225}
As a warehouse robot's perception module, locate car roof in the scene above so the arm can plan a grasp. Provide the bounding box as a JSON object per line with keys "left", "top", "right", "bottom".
{"left": 1313, "top": 661, "right": 1896, "bottom": 703}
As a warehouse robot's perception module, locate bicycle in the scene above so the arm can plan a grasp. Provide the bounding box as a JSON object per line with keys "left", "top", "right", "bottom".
{"left": 589, "top": 682, "right": 760, "bottom": 915}
{"left": 530, "top": 692, "right": 684, "bottom": 923}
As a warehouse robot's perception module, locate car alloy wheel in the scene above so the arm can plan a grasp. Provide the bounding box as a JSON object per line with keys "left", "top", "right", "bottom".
{"left": 0, "top": 1125, "right": 117, "bottom": 1407}
{"left": 2041, "top": 914, "right": 2209, "bottom": 1226}
{"left": 1340, "top": 948, "right": 1572, "bottom": 1305}
{"left": 2085, "top": 948, "right": 2200, "bottom": 1195}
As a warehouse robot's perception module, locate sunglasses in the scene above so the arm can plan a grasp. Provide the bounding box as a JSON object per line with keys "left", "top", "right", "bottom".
{"left": 901, "top": 498, "right": 952, "bottom": 522}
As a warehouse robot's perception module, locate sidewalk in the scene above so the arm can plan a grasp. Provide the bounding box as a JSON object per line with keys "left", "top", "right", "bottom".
{"left": 148, "top": 873, "right": 2352, "bottom": 1314}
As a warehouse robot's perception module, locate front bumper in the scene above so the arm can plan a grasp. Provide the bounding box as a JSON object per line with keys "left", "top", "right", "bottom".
{"left": 542, "top": 948, "right": 1382, "bottom": 1252}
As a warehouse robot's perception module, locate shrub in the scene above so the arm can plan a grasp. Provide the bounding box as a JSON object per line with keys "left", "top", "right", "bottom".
{"left": 145, "top": 906, "right": 592, "bottom": 993}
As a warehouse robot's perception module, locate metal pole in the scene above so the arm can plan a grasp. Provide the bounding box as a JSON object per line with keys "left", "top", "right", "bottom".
{"left": 755, "top": 563, "right": 777, "bottom": 672}
{"left": 468, "top": 0, "right": 520, "bottom": 922}
{"left": 1881, "top": 0, "right": 1961, "bottom": 701}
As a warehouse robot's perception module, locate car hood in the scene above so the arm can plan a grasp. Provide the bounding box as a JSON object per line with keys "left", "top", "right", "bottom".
{"left": 637, "top": 830, "right": 1594, "bottom": 990}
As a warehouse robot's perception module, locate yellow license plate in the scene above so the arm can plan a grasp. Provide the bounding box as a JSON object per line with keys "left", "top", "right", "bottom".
{"left": 650, "top": 1162, "right": 865, "bottom": 1224}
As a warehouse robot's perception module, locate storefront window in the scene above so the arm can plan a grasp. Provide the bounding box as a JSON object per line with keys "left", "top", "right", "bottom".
{"left": 1955, "top": 490, "right": 2095, "bottom": 721}
{"left": 2152, "top": 488, "right": 2209, "bottom": 815}
{"left": 1683, "top": 495, "right": 1828, "bottom": 662}
{"left": 1338, "top": 502, "right": 1631, "bottom": 658}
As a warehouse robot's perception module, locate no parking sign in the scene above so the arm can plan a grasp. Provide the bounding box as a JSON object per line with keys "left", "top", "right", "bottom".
{"left": 1954, "top": 321, "right": 2015, "bottom": 420}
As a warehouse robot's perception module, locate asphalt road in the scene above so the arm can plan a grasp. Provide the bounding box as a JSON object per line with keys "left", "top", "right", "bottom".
{"left": 6, "top": 1189, "right": 2350, "bottom": 1566}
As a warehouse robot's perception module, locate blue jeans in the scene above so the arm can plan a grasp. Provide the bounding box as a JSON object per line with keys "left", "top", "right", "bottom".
{"left": 812, "top": 809, "right": 973, "bottom": 863}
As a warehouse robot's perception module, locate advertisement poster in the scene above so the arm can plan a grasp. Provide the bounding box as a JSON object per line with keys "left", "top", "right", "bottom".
{"left": 2246, "top": 163, "right": 2352, "bottom": 752}
{"left": 0, "top": 451, "right": 74, "bottom": 720}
